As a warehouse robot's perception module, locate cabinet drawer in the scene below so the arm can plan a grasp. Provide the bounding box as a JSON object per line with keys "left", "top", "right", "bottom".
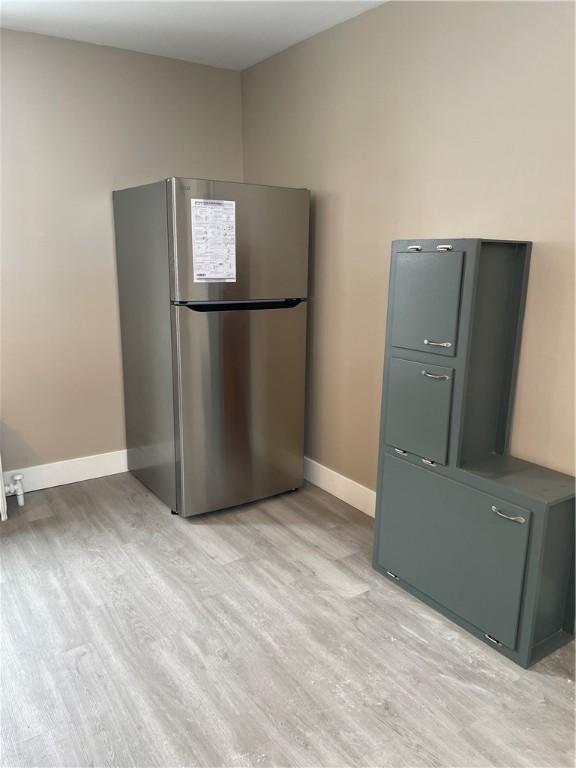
{"left": 389, "top": 250, "right": 463, "bottom": 356}
{"left": 376, "top": 457, "right": 531, "bottom": 649}
{"left": 384, "top": 358, "right": 453, "bottom": 465}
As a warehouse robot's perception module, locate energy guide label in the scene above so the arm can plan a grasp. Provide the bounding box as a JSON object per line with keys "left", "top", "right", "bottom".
{"left": 191, "top": 199, "right": 236, "bottom": 282}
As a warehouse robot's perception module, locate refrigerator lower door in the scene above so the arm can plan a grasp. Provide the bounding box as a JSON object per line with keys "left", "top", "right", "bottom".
{"left": 173, "top": 302, "right": 307, "bottom": 516}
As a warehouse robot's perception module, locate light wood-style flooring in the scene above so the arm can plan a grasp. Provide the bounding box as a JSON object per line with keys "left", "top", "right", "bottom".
{"left": 1, "top": 474, "right": 574, "bottom": 767}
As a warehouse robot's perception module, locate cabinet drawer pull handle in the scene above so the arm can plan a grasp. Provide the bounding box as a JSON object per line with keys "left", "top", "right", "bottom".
{"left": 394, "top": 448, "right": 407, "bottom": 455}
{"left": 424, "top": 339, "right": 452, "bottom": 348}
{"left": 422, "top": 458, "right": 436, "bottom": 466}
{"left": 492, "top": 505, "right": 526, "bottom": 524}
{"left": 484, "top": 633, "right": 502, "bottom": 646}
{"left": 421, "top": 370, "right": 450, "bottom": 381}
{"left": 436, "top": 244, "right": 453, "bottom": 251}
{"left": 407, "top": 245, "right": 422, "bottom": 251}
{"left": 385, "top": 570, "right": 399, "bottom": 580}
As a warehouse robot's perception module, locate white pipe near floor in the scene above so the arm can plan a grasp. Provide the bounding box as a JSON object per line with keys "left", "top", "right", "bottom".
{"left": 0, "top": 452, "right": 7, "bottom": 521}
{"left": 0, "top": 452, "right": 25, "bottom": 520}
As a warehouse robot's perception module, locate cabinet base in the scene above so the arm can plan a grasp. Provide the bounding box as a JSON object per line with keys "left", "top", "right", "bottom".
{"left": 373, "top": 564, "right": 574, "bottom": 668}
{"left": 529, "top": 630, "right": 574, "bottom": 667}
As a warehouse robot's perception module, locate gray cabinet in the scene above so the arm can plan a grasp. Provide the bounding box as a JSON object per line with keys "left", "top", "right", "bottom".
{"left": 378, "top": 457, "right": 531, "bottom": 650}
{"left": 384, "top": 358, "right": 453, "bottom": 464}
{"left": 389, "top": 249, "right": 463, "bottom": 356}
{"left": 373, "top": 238, "right": 575, "bottom": 667}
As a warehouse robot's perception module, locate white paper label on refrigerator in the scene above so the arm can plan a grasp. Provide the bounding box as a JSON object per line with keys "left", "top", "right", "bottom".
{"left": 191, "top": 199, "right": 236, "bottom": 282}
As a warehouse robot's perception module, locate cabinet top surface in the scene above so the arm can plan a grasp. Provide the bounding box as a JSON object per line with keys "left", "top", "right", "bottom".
{"left": 392, "top": 238, "right": 532, "bottom": 249}
{"left": 460, "top": 455, "right": 575, "bottom": 506}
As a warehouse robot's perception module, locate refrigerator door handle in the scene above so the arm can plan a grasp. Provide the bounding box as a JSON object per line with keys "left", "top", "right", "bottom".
{"left": 173, "top": 298, "right": 304, "bottom": 312}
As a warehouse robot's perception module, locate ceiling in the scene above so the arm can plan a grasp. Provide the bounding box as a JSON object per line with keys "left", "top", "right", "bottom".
{"left": 0, "top": 1, "right": 383, "bottom": 70}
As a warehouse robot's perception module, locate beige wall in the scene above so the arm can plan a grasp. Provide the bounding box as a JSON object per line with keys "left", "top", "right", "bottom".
{"left": 1, "top": 30, "right": 243, "bottom": 470}
{"left": 3, "top": 3, "right": 574, "bottom": 484}
{"left": 242, "top": 1, "right": 575, "bottom": 487}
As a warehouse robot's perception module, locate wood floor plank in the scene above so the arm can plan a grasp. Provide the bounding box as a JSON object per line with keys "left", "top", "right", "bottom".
{"left": 1, "top": 474, "right": 573, "bottom": 767}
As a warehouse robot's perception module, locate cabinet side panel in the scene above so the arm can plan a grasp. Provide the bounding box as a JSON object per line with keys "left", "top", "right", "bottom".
{"left": 113, "top": 182, "right": 176, "bottom": 510}
{"left": 460, "top": 243, "right": 529, "bottom": 463}
{"left": 534, "top": 499, "right": 575, "bottom": 643}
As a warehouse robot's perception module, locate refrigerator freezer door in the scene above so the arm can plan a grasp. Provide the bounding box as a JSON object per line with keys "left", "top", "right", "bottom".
{"left": 173, "top": 303, "right": 307, "bottom": 516}
{"left": 169, "top": 178, "right": 309, "bottom": 302}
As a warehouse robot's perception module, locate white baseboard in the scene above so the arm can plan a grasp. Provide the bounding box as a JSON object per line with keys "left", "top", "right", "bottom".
{"left": 3, "top": 449, "right": 128, "bottom": 495}
{"left": 4, "top": 450, "right": 375, "bottom": 519}
{"left": 304, "top": 457, "right": 376, "bottom": 517}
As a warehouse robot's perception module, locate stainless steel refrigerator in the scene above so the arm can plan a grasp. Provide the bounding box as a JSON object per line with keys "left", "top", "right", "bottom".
{"left": 113, "top": 178, "right": 309, "bottom": 517}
